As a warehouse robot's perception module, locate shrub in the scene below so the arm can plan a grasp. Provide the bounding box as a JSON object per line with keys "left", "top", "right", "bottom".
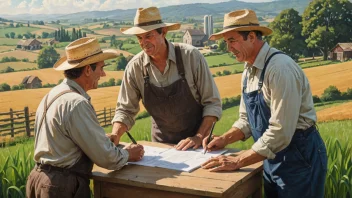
{"left": 116, "top": 79, "right": 122, "bottom": 86}
{"left": 312, "top": 95, "right": 321, "bottom": 103}
{"left": 222, "top": 70, "right": 231, "bottom": 76}
{"left": 0, "top": 83, "right": 11, "bottom": 92}
{"left": 320, "top": 85, "right": 341, "bottom": 102}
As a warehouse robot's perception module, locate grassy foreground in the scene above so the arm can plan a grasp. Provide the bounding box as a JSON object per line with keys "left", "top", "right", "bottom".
{"left": 1, "top": 105, "right": 351, "bottom": 197}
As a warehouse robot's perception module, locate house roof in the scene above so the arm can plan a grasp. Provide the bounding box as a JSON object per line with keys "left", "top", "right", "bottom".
{"left": 21, "top": 75, "right": 41, "bottom": 84}
{"left": 336, "top": 43, "right": 352, "bottom": 52}
{"left": 186, "top": 29, "right": 205, "bottom": 36}
{"left": 18, "top": 38, "right": 42, "bottom": 47}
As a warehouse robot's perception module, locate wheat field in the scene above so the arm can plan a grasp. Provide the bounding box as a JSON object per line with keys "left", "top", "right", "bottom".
{"left": 0, "top": 50, "right": 39, "bottom": 62}
{"left": 317, "top": 102, "right": 352, "bottom": 122}
{"left": 0, "top": 62, "right": 37, "bottom": 70}
{"left": 1, "top": 61, "right": 352, "bottom": 115}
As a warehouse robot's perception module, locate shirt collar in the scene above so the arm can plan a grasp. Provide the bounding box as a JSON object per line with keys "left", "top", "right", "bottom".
{"left": 244, "top": 42, "right": 271, "bottom": 70}
{"left": 142, "top": 39, "right": 176, "bottom": 67}
{"left": 63, "top": 78, "right": 91, "bottom": 101}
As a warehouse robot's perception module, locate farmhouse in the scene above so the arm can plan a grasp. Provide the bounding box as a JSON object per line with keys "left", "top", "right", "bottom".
{"left": 329, "top": 43, "right": 352, "bottom": 62}
{"left": 21, "top": 75, "right": 42, "bottom": 89}
{"left": 17, "top": 38, "right": 42, "bottom": 50}
{"left": 183, "top": 29, "right": 206, "bottom": 47}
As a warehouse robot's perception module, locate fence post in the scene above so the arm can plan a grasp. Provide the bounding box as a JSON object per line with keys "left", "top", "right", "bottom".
{"left": 109, "top": 107, "right": 112, "bottom": 124}
{"left": 24, "top": 107, "right": 31, "bottom": 137}
{"left": 10, "top": 108, "right": 14, "bottom": 137}
{"left": 104, "top": 107, "right": 107, "bottom": 127}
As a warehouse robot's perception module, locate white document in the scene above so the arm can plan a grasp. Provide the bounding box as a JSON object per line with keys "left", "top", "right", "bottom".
{"left": 129, "top": 145, "right": 227, "bottom": 172}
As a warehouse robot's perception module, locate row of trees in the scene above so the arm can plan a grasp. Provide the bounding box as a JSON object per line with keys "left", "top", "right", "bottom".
{"left": 53, "top": 27, "right": 87, "bottom": 42}
{"left": 266, "top": 0, "right": 352, "bottom": 60}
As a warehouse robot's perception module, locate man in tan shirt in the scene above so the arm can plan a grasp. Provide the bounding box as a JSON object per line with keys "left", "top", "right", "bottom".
{"left": 26, "top": 37, "right": 144, "bottom": 198}
{"left": 201, "top": 9, "right": 327, "bottom": 198}
{"left": 110, "top": 7, "right": 222, "bottom": 150}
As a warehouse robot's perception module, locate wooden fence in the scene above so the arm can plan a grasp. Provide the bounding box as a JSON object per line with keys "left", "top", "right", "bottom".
{"left": 0, "top": 107, "right": 115, "bottom": 143}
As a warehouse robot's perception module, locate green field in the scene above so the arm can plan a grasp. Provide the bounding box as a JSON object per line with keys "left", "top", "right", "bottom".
{"left": 205, "top": 53, "right": 237, "bottom": 67}
{"left": 0, "top": 27, "right": 40, "bottom": 38}
{"left": 1, "top": 105, "right": 351, "bottom": 197}
{"left": 0, "top": 38, "right": 20, "bottom": 46}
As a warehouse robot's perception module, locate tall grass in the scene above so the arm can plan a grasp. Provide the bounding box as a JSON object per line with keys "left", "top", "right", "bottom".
{"left": 0, "top": 140, "right": 34, "bottom": 198}
{"left": 1, "top": 106, "right": 351, "bottom": 197}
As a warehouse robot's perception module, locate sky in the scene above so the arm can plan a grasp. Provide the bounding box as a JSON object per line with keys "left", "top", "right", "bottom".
{"left": 0, "top": 0, "right": 275, "bottom": 15}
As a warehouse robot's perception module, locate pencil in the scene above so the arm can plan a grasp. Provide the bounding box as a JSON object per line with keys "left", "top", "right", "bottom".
{"left": 203, "top": 122, "right": 216, "bottom": 154}
{"left": 126, "top": 131, "right": 137, "bottom": 144}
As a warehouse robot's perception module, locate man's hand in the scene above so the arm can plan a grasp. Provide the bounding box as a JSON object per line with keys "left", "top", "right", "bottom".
{"left": 124, "top": 143, "right": 144, "bottom": 162}
{"left": 108, "top": 122, "right": 127, "bottom": 146}
{"left": 202, "top": 135, "right": 227, "bottom": 152}
{"left": 201, "top": 155, "right": 241, "bottom": 172}
{"left": 175, "top": 134, "right": 203, "bottom": 151}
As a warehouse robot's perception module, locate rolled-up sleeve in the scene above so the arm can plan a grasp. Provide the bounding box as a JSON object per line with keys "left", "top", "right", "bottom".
{"left": 65, "top": 101, "right": 129, "bottom": 170}
{"left": 194, "top": 49, "right": 222, "bottom": 120}
{"left": 232, "top": 94, "right": 252, "bottom": 140}
{"left": 112, "top": 64, "right": 141, "bottom": 129}
{"left": 251, "top": 63, "right": 301, "bottom": 159}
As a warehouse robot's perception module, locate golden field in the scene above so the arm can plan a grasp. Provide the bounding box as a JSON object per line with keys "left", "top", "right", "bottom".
{"left": 0, "top": 50, "right": 38, "bottom": 62}
{"left": 94, "top": 29, "right": 123, "bottom": 36}
{"left": 0, "top": 46, "right": 15, "bottom": 53}
{"left": 0, "top": 62, "right": 37, "bottom": 70}
{"left": 0, "top": 68, "right": 125, "bottom": 86}
{"left": 0, "top": 61, "right": 352, "bottom": 115}
{"left": 317, "top": 102, "right": 352, "bottom": 122}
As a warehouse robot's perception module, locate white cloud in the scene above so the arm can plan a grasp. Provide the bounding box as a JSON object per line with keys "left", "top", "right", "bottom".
{"left": 0, "top": 0, "right": 275, "bottom": 15}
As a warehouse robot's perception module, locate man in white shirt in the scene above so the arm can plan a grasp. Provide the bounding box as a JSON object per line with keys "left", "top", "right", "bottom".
{"left": 201, "top": 9, "right": 327, "bottom": 198}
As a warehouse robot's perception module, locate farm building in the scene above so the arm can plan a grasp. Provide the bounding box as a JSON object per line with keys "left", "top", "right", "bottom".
{"left": 17, "top": 38, "right": 42, "bottom": 50}
{"left": 183, "top": 29, "right": 207, "bottom": 47}
{"left": 21, "top": 75, "right": 42, "bottom": 89}
{"left": 329, "top": 43, "right": 352, "bottom": 61}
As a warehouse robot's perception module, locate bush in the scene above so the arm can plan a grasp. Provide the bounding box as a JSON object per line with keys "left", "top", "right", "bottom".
{"left": 320, "top": 85, "right": 341, "bottom": 102}
{"left": 222, "top": 70, "right": 231, "bottom": 76}
{"left": 22, "top": 58, "right": 29, "bottom": 62}
{"left": 116, "top": 79, "right": 122, "bottom": 86}
{"left": 312, "top": 95, "right": 321, "bottom": 103}
{"left": 0, "top": 83, "right": 11, "bottom": 92}
{"left": 4, "top": 66, "right": 14, "bottom": 73}
{"left": 215, "top": 71, "right": 222, "bottom": 77}
{"left": 222, "top": 95, "right": 241, "bottom": 110}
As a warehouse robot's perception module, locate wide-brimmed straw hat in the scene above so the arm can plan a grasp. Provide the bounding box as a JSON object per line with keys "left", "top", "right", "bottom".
{"left": 120, "top": 7, "right": 181, "bottom": 35}
{"left": 53, "top": 37, "right": 119, "bottom": 71}
{"left": 209, "top": 9, "right": 272, "bottom": 40}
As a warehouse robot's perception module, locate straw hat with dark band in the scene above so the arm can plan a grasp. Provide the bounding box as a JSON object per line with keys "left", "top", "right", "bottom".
{"left": 53, "top": 37, "right": 119, "bottom": 71}
{"left": 120, "top": 7, "right": 181, "bottom": 35}
{"left": 209, "top": 9, "right": 272, "bottom": 40}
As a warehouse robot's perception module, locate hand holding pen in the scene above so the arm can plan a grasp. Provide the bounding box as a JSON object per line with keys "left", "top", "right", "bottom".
{"left": 203, "top": 122, "right": 216, "bottom": 154}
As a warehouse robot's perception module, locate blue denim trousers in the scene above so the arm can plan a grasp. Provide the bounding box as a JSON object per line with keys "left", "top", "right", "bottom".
{"left": 263, "top": 128, "right": 328, "bottom": 198}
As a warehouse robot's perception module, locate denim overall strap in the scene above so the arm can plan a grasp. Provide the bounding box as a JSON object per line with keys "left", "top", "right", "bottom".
{"left": 242, "top": 51, "right": 284, "bottom": 142}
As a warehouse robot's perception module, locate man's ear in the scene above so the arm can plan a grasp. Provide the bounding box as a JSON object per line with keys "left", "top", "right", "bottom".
{"left": 249, "top": 32, "right": 256, "bottom": 43}
{"left": 84, "top": 65, "right": 91, "bottom": 76}
{"left": 162, "top": 27, "right": 168, "bottom": 37}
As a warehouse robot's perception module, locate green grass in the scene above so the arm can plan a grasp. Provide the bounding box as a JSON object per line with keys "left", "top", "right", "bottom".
{"left": 53, "top": 42, "right": 71, "bottom": 49}
{"left": 1, "top": 105, "right": 351, "bottom": 197}
{"left": 315, "top": 100, "right": 352, "bottom": 112}
{"left": 0, "top": 38, "right": 19, "bottom": 46}
{"left": 205, "top": 53, "right": 237, "bottom": 67}
{"left": 0, "top": 27, "right": 40, "bottom": 38}
{"left": 299, "top": 60, "right": 340, "bottom": 69}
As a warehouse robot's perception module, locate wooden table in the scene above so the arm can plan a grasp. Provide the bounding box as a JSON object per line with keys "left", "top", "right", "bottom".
{"left": 92, "top": 141, "right": 263, "bottom": 198}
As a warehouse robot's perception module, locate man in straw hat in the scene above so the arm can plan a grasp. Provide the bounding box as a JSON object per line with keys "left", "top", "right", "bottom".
{"left": 201, "top": 9, "right": 327, "bottom": 197}
{"left": 26, "top": 37, "right": 144, "bottom": 198}
{"left": 109, "top": 7, "right": 221, "bottom": 150}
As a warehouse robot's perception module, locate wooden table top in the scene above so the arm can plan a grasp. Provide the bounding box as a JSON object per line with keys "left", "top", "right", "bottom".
{"left": 92, "top": 141, "right": 263, "bottom": 197}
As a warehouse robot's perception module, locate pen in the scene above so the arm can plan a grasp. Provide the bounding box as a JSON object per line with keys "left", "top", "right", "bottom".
{"left": 126, "top": 131, "right": 137, "bottom": 144}
{"left": 203, "top": 122, "right": 216, "bottom": 154}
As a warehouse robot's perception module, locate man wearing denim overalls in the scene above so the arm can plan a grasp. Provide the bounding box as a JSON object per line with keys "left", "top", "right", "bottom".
{"left": 201, "top": 9, "right": 327, "bottom": 198}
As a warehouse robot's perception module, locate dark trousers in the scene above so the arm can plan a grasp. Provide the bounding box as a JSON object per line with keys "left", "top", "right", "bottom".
{"left": 26, "top": 167, "right": 90, "bottom": 198}
{"left": 263, "top": 128, "right": 328, "bottom": 198}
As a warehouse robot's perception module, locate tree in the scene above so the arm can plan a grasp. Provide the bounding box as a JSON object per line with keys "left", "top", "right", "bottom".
{"left": 10, "top": 32, "right": 15, "bottom": 39}
{"left": 42, "top": 32, "right": 49, "bottom": 38}
{"left": 5, "top": 33, "right": 9, "bottom": 38}
{"left": 17, "top": 34, "right": 23, "bottom": 39}
{"left": 0, "top": 83, "right": 11, "bottom": 92}
{"left": 37, "top": 47, "right": 60, "bottom": 69}
{"left": 83, "top": 32, "right": 87, "bottom": 37}
{"left": 266, "top": 9, "right": 306, "bottom": 61}
{"left": 116, "top": 54, "right": 128, "bottom": 71}
{"left": 302, "top": 0, "right": 352, "bottom": 60}
{"left": 217, "top": 39, "right": 226, "bottom": 52}
{"left": 4, "top": 66, "right": 14, "bottom": 73}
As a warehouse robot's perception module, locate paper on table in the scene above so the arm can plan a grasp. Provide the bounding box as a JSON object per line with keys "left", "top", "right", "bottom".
{"left": 129, "top": 145, "right": 227, "bottom": 172}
